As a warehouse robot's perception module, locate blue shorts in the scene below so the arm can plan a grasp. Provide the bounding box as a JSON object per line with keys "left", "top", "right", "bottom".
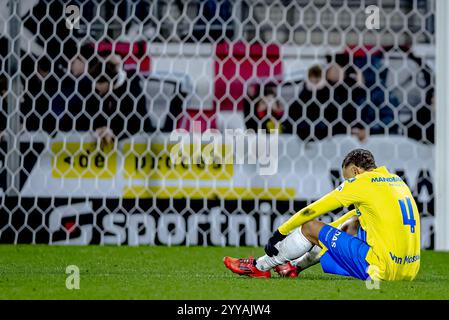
{"left": 318, "top": 224, "right": 371, "bottom": 280}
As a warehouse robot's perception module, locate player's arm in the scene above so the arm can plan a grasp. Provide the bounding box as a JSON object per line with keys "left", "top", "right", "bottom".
{"left": 264, "top": 179, "right": 362, "bottom": 256}
{"left": 329, "top": 209, "right": 357, "bottom": 228}
{"left": 278, "top": 192, "right": 342, "bottom": 236}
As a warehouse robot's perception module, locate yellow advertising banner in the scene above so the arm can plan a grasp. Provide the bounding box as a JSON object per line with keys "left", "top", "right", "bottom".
{"left": 122, "top": 143, "right": 234, "bottom": 180}
{"left": 51, "top": 142, "right": 117, "bottom": 178}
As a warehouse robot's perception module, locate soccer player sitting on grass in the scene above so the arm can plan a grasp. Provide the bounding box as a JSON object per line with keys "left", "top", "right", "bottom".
{"left": 224, "top": 149, "right": 421, "bottom": 281}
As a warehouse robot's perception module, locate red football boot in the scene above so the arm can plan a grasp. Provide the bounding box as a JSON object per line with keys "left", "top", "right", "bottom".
{"left": 223, "top": 256, "right": 271, "bottom": 278}
{"left": 274, "top": 262, "right": 299, "bottom": 278}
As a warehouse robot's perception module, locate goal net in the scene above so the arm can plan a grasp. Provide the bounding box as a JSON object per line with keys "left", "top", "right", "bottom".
{"left": 0, "top": 0, "right": 435, "bottom": 248}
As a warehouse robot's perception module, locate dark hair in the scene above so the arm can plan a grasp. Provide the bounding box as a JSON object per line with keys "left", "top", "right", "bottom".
{"left": 308, "top": 65, "right": 322, "bottom": 79}
{"left": 342, "top": 149, "right": 376, "bottom": 170}
{"left": 89, "top": 59, "right": 118, "bottom": 83}
{"left": 37, "top": 55, "right": 51, "bottom": 73}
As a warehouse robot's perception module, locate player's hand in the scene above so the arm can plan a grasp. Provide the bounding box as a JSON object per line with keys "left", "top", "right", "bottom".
{"left": 95, "top": 126, "right": 115, "bottom": 150}
{"left": 264, "top": 230, "right": 287, "bottom": 257}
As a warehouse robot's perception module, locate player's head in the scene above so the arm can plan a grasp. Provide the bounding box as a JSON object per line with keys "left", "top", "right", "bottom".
{"left": 341, "top": 149, "right": 376, "bottom": 179}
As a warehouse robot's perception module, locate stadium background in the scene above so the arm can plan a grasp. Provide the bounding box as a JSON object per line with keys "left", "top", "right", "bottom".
{"left": 0, "top": 0, "right": 436, "bottom": 251}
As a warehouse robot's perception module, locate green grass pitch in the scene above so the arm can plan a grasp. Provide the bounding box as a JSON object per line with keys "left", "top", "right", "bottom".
{"left": 1, "top": 245, "right": 449, "bottom": 299}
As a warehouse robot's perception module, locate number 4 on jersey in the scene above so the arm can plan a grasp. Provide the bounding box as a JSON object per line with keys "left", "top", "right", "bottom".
{"left": 398, "top": 197, "right": 416, "bottom": 233}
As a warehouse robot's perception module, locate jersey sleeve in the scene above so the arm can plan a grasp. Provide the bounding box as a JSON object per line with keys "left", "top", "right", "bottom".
{"left": 277, "top": 179, "right": 362, "bottom": 235}
{"left": 330, "top": 178, "right": 363, "bottom": 207}
{"left": 278, "top": 191, "right": 342, "bottom": 235}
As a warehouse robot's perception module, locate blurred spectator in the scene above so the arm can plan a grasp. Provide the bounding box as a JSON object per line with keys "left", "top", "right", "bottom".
{"left": 285, "top": 65, "right": 330, "bottom": 141}
{"left": 53, "top": 44, "right": 95, "bottom": 132}
{"left": 351, "top": 123, "right": 368, "bottom": 143}
{"left": 244, "top": 84, "right": 285, "bottom": 133}
{"left": 325, "top": 54, "right": 366, "bottom": 105}
{"left": 59, "top": 56, "right": 154, "bottom": 147}
{"left": 325, "top": 54, "right": 367, "bottom": 137}
{"left": 21, "top": 55, "right": 59, "bottom": 134}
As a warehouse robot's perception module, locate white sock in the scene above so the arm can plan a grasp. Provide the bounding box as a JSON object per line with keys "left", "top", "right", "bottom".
{"left": 255, "top": 227, "right": 313, "bottom": 271}
{"left": 290, "top": 245, "right": 322, "bottom": 270}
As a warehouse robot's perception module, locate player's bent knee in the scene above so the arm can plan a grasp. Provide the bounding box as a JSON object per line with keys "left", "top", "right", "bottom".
{"left": 301, "top": 220, "right": 324, "bottom": 245}
{"left": 340, "top": 216, "right": 360, "bottom": 236}
{"left": 301, "top": 220, "right": 313, "bottom": 237}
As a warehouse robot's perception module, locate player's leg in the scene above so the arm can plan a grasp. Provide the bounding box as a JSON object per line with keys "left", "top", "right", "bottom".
{"left": 255, "top": 225, "right": 315, "bottom": 271}
{"left": 288, "top": 216, "right": 359, "bottom": 272}
{"left": 277, "top": 219, "right": 370, "bottom": 280}
{"left": 260, "top": 214, "right": 358, "bottom": 274}
{"left": 314, "top": 222, "right": 371, "bottom": 280}
{"left": 223, "top": 225, "right": 314, "bottom": 278}
{"left": 286, "top": 245, "right": 321, "bottom": 272}
{"left": 271, "top": 215, "right": 359, "bottom": 276}
{"left": 224, "top": 216, "right": 366, "bottom": 279}
{"left": 341, "top": 215, "right": 360, "bottom": 235}
{"left": 256, "top": 216, "right": 368, "bottom": 278}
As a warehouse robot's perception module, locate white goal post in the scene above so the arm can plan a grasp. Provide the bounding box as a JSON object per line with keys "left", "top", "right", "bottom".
{"left": 435, "top": 0, "right": 449, "bottom": 251}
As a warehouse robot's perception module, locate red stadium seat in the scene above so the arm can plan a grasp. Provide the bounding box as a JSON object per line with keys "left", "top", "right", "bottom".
{"left": 92, "top": 41, "right": 151, "bottom": 75}
{"left": 214, "top": 41, "right": 282, "bottom": 111}
{"left": 176, "top": 109, "right": 217, "bottom": 132}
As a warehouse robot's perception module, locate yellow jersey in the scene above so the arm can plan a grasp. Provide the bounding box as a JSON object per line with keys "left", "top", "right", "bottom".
{"left": 278, "top": 166, "right": 421, "bottom": 281}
